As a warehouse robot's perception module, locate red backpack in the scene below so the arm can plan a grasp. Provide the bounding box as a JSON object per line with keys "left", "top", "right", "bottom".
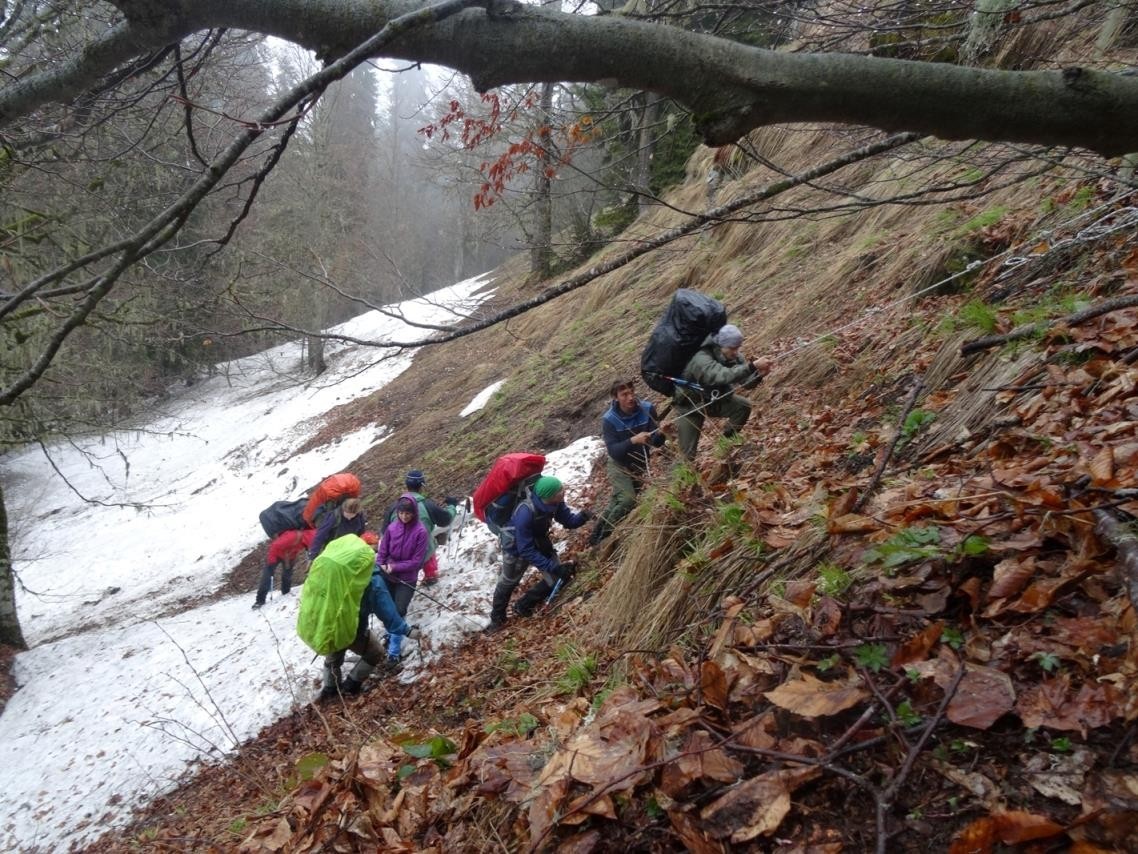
{"left": 302, "top": 472, "right": 361, "bottom": 527}
{"left": 472, "top": 453, "right": 546, "bottom": 534}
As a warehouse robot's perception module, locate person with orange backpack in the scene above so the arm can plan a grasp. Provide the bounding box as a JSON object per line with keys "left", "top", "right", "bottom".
{"left": 309, "top": 497, "right": 366, "bottom": 559}
{"left": 484, "top": 476, "right": 590, "bottom": 633}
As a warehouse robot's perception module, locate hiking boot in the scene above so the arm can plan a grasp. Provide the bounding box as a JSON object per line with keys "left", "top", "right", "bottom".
{"left": 423, "top": 576, "right": 439, "bottom": 587}
{"left": 512, "top": 604, "right": 534, "bottom": 619}
{"left": 341, "top": 676, "right": 364, "bottom": 696}
{"left": 482, "top": 617, "right": 507, "bottom": 634}
{"left": 379, "top": 655, "right": 402, "bottom": 675}
{"left": 588, "top": 521, "right": 610, "bottom": 547}
{"left": 317, "top": 684, "right": 343, "bottom": 702}
{"left": 251, "top": 601, "right": 264, "bottom": 610}
{"left": 405, "top": 625, "right": 422, "bottom": 641}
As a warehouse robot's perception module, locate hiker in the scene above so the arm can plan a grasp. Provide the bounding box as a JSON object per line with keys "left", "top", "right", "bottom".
{"left": 674, "top": 324, "right": 773, "bottom": 459}
{"left": 309, "top": 497, "right": 366, "bottom": 559}
{"left": 485, "top": 476, "right": 590, "bottom": 632}
{"left": 362, "top": 538, "right": 420, "bottom": 673}
{"left": 376, "top": 494, "right": 429, "bottom": 616}
{"left": 253, "top": 527, "right": 315, "bottom": 609}
{"left": 299, "top": 535, "right": 387, "bottom": 700}
{"left": 383, "top": 470, "right": 458, "bottom": 587}
{"left": 590, "top": 379, "right": 667, "bottom": 545}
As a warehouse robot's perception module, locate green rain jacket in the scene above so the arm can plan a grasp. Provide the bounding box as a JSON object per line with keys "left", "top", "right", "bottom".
{"left": 296, "top": 534, "right": 374, "bottom": 655}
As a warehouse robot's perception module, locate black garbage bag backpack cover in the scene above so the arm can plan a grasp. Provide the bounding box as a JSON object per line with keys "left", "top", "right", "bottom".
{"left": 639, "top": 289, "right": 727, "bottom": 396}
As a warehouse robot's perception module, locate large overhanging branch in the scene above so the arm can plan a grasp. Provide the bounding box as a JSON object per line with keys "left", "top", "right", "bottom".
{"left": 4, "top": 1, "right": 1137, "bottom": 155}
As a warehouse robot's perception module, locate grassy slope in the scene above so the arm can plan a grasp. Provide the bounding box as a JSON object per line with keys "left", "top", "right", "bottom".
{"left": 95, "top": 68, "right": 1138, "bottom": 854}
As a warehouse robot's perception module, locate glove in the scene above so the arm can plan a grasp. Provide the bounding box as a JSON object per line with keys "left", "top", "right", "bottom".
{"left": 579, "top": 510, "right": 594, "bottom": 522}
{"left": 555, "top": 560, "right": 578, "bottom": 581}
{"left": 445, "top": 496, "right": 459, "bottom": 507}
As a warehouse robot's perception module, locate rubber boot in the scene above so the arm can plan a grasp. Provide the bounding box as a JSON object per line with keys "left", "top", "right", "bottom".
{"left": 342, "top": 658, "right": 375, "bottom": 695}
{"left": 588, "top": 520, "right": 610, "bottom": 546}
{"left": 514, "top": 579, "right": 553, "bottom": 617}
{"left": 318, "top": 661, "right": 343, "bottom": 701}
{"left": 485, "top": 581, "right": 514, "bottom": 632}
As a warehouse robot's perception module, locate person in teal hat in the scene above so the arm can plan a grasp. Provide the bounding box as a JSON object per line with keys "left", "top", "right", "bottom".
{"left": 484, "top": 475, "right": 591, "bottom": 632}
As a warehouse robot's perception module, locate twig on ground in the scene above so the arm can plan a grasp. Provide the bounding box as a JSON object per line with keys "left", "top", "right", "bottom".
{"left": 853, "top": 377, "right": 924, "bottom": 513}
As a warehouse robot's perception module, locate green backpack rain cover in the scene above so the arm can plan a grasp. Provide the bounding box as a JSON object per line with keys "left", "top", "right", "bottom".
{"left": 296, "top": 534, "right": 374, "bottom": 655}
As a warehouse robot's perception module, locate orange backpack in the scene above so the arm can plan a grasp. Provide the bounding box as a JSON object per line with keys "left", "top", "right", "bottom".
{"left": 302, "top": 473, "right": 362, "bottom": 527}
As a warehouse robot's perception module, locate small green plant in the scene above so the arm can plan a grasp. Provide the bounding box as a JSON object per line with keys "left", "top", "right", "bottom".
{"left": 716, "top": 500, "right": 748, "bottom": 534}
{"left": 713, "top": 431, "right": 745, "bottom": 457}
{"left": 900, "top": 409, "right": 937, "bottom": 443}
{"left": 138, "top": 828, "right": 159, "bottom": 842}
{"left": 958, "top": 299, "right": 998, "bottom": 333}
{"left": 401, "top": 734, "right": 458, "bottom": 768}
{"left": 1065, "top": 186, "right": 1094, "bottom": 211}
{"left": 863, "top": 526, "right": 942, "bottom": 571}
{"left": 1050, "top": 736, "right": 1072, "bottom": 753}
{"left": 853, "top": 643, "right": 889, "bottom": 672}
{"left": 497, "top": 640, "right": 530, "bottom": 676}
{"left": 957, "top": 205, "right": 1007, "bottom": 234}
{"left": 904, "top": 667, "right": 922, "bottom": 684}
{"left": 485, "top": 712, "right": 540, "bottom": 737}
{"left": 228, "top": 818, "right": 247, "bottom": 835}
{"left": 940, "top": 626, "right": 965, "bottom": 650}
{"left": 645, "top": 796, "right": 665, "bottom": 821}
{"left": 816, "top": 562, "right": 853, "bottom": 598}
{"left": 1031, "top": 651, "right": 1061, "bottom": 673}
{"left": 850, "top": 430, "right": 868, "bottom": 448}
{"left": 954, "top": 534, "right": 990, "bottom": 558}
{"left": 896, "top": 700, "right": 922, "bottom": 728}
{"left": 555, "top": 642, "right": 597, "bottom": 696}
{"left": 817, "top": 654, "right": 841, "bottom": 673}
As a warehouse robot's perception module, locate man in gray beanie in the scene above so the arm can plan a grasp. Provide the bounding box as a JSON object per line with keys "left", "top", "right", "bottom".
{"left": 674, "top": 323, "right": 773, "bottom": 459}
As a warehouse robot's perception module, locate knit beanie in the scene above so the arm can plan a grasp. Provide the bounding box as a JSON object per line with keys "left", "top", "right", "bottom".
{"left": 405, "top": 470, "right": 426, "bottom": 489}
{"left": 533, "top": 476, "right": 563, "bottom": 501}
{"left": 715, "top": 324, "right": 744, "bottom": 348}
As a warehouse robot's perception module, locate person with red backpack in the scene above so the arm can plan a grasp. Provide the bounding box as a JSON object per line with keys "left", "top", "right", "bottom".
{"left": 484, "top": 476, "right": 591, "bottom": 633}
{"left": 309, "top": 497, "right": 366, "bottom": 559}
{"left": 253, "top": 527, "right": 316, "bottom": 609}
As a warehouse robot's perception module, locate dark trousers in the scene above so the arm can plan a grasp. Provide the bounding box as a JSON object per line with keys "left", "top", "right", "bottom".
{"left": 490, "top": 551, "right": 556, "bottom": 621}
{"left": 255, "top": 560, "right": 294, "bottom": 606}
{"left": 322, "top": 621, "right": 383, "bottom": 689}
{"left": 384, "top": 575, "right": 416, "bottom": 617}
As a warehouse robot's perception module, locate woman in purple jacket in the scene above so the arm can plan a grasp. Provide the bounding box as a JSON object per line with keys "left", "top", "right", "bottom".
{"left": 376, "top": 494, "right": 429, "bottom": 616}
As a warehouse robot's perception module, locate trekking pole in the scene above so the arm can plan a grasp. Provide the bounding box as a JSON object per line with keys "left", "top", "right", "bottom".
{"left": 446, "top": 498, "right": 472, "bottom": 560}
{"left": 543, "top": 578, "right": 563, "bottom": 608}
{"left": 385, "top": 573, "right": 485, "bottom": 631}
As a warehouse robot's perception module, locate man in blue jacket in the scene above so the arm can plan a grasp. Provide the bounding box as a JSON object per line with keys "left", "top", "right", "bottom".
{"left": 591, "top": 379, "right": 666, "bottom": 545}
{"left": 484, "top": 475, "right": 590, "bottom": 632}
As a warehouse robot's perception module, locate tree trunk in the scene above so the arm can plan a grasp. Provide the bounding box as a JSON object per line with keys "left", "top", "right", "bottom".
{"left": 0, "top": 483, "right": 28, "bottom": 650}
{"left": 635, "top": 93, "right": 659, "bottom": 217}
{"left": 529, "top": 81, "right": 554, "bottom": 280}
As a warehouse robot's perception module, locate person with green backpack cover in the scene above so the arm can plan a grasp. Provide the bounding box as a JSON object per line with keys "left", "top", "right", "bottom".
{"left": 297, "top": 534, "right": 418, "bottom": 700}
